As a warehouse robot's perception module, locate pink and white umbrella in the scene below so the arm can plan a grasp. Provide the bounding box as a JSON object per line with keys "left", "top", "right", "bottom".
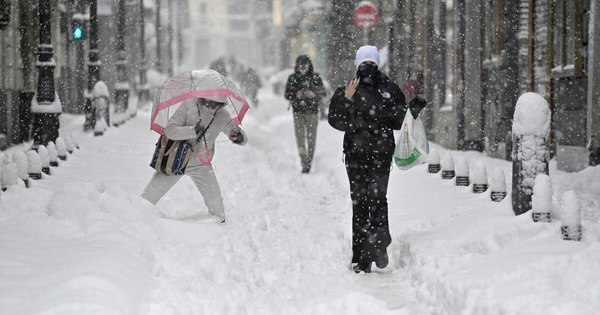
{"left": 151, "top": 70, "right": 250, "bottom": 135}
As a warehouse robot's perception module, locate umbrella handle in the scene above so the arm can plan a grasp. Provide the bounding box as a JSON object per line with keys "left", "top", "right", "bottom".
{"left": 198, "top": 147, "right": 213, "bottom": 166}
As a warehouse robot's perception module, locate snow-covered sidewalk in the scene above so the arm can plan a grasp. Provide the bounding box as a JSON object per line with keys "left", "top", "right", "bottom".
{"left": 0, "top": 90, "right": 598, "bottom": 315}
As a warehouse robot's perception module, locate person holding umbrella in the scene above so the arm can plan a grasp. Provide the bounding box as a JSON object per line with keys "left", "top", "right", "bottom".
{"left": 142, "top": 70, "right": 250, "bottom": 223}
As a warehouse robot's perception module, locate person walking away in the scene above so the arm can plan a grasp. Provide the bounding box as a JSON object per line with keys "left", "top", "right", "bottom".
{"left": 284, "top": 55, "right": 327, "bottom": 173}
{"left": 141, "top": 97, "right": 248, "bottom": 223}
{"left": 243, "top": 67, "right": 262, "bottom": 107}
{"left": 328, "top": 45, "right": 426, "bottom": 273}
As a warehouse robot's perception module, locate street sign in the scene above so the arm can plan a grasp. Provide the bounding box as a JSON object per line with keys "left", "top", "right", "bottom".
{"left": 353, "top": 1, "right": 379, "bottom": 30}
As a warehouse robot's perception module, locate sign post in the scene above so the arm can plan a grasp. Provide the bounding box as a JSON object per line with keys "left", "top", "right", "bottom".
{"left": 353, "top": 1, "right": 380, "bottom": 44}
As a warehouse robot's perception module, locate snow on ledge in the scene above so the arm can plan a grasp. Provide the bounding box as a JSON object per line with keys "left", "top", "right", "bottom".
{"left": 31, "top": 92, "right": 62, "bottom": 114}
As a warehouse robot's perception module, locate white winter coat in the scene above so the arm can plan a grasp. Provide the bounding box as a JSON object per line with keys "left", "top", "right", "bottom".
{"left": 164, "top": 99, "right": 247, "bottom": 166}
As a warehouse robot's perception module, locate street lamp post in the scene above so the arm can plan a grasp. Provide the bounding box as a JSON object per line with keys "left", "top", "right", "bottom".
{"left": 31, "top": 0, "right": 61, "bottom": 149}
{"left": 114, "top": 0, "right": 129, "bottom": 123}
{"left": 85, "top": 0, "right": 103, "bottom": 128}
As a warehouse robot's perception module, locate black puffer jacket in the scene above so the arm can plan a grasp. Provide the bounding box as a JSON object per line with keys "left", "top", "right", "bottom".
{"left": 284, "top": 56, "right": 327, "bottom": 114}
{"left": 328, "top": 72, "right": 407, "bottom": 157}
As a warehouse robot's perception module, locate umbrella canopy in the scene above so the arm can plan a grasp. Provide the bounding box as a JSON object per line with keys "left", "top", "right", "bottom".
{"left": 151, "top": 70, "right": 250, "bottom": 135}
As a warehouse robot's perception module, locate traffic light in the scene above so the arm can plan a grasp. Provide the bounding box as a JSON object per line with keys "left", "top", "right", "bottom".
{"left": 71, "top": 18, "right": 86, "bottom": 40}
{"left": 73, "top": 26, "right": 84, "bottom": 40}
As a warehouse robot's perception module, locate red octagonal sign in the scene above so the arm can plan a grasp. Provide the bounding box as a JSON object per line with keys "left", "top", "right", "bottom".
{"left": 353, "top": 1, "right": 380, "bottom": 30}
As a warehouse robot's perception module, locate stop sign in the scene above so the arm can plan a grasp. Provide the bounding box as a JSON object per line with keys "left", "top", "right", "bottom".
{"left": 353, "top": 1, "right": 380, "bottom": 30}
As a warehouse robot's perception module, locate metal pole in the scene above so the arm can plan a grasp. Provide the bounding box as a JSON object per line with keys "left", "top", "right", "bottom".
{"left": 31, "top": 0, "right": 61, "bottom": 149}
{"left": 167, "top": 0, "right": 173, "bottom": 77}
{"left": 177, "top": 0, "right": 184, "bottom": 66}
{"left": 503, "top": 0, "right": 520, "bottom": 160}
{"left": 86, "top": 0, "right": 106, "bottom": 127}
{"left": 114, "top": 0, "right": 129, "bottom": 119}
{"left": 155, "top": 0, "right": 161, "bottom": 72}
{"left": 388, "top": 20, "right": 396, "bottom": 81}
{"left": 456, "top": 0, "right": 466, "bottom": 150}
{"left": 138, "top": 0, "right": 149, "bottom": 105}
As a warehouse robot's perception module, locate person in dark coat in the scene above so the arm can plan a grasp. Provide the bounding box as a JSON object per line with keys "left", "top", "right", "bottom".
{"left": 284, "top": 55, "right": 327, "bottom": 173}
{"left": 243, "top": 67, "right": 262, "bottom": 107}
{"left": 328, "top": 45, "right": 426, "bottom": 273}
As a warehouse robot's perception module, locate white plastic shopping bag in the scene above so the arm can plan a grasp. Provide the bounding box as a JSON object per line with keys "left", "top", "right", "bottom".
{"left": 393, "top": 114, "right": 429, "bottom": 170}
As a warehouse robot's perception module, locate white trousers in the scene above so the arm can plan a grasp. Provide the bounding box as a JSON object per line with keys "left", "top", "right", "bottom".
{"left": 141, "top": 164, "right": 225, "bottom": 220}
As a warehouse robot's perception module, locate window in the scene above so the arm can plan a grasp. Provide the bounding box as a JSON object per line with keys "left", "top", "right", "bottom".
{"left": 552, "top": 0, "right": 586, "bottom": 76}
{"left": 228, "top": 2, "right": 250, "bottom": 32}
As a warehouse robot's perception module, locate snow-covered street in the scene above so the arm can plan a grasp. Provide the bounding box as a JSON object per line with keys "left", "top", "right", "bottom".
{"left": 0, "top": 89, "right": 599, "bottom": 315}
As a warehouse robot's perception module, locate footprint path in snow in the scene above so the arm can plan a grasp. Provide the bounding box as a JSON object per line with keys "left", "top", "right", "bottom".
{"left": 143, "top": 96, "right": 434, "bottom": 314}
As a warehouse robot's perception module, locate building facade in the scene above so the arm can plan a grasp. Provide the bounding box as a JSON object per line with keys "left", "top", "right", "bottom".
{"left": 0, "top": 0, "right": 186, "bottom": 149}
{"left": 387, "top": 0, "right": 599, "bottom": 172}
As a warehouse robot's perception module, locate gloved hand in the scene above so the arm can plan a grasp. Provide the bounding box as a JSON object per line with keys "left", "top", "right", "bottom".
{"left": 409, "top": 95, "right": 427, "bottom": 119}
{"left": 194, "top": 119, "right": 205, "bottom": 135}
{"left": 229, "top": 128, "right": 245, "bottom": 145}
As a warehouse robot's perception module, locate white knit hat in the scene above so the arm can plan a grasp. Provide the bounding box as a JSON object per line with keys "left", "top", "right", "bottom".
{"left": 355, "top": 45, "right": 380, "bottom": 68}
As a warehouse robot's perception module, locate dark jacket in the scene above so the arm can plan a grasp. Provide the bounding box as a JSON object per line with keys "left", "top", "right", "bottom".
{"left": 328, "top": 71, "right": 407, "bottom": 157}
{"left": 284, "top": 56, "right": 327, "bottom": 114}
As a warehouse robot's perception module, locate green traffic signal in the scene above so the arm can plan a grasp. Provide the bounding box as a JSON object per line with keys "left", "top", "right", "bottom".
{"left": 73, "top": 26, "right": 84, "bottom": 40}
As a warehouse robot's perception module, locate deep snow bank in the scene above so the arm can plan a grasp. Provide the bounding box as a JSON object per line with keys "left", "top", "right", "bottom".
{"left": 389, "top": 155, "right": 600, "bottom": 315}
{"left": 0, "top": 181, "right": 158, "bottom": 314}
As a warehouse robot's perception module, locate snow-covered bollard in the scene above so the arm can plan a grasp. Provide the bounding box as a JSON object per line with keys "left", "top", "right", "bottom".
{"left": 1, "top": 163, "right": 19, "bottom": 191}
{"left": 47, "top": 142, "right": 59, "bottom": 167}
{"left": 441, "top": 153, "right": 455, "bottom": 179}
{"left": 70, "top": 135, "right": 80, "bottom": 150}
{"left": 112, "top": 112, "right": 124, "bottom": 127}
{"left": 55, "top": 137, "right": 68, "bottom": 161}
{"left": 65, "top": 135, "right": 75, "bottom": 154}
{"left": 472, "top": 162, "right": 488, "bottom": 193}
{"left": 428, "top": 148, "right": 441, "bottom": 173}
{"left": 511, "top": 92, "right": 550, "bottom": 216}
{"left": 93, "top": 81, "right": 111, "bottom": 130}
{"left": 37, "top": 145, "right": 51, "bottom": 175}
{"left": 455, "top": 157, "right": 469, "bottom": 186}
{"left": 490, "top": 168, "right": 507, "bottom": 202}
{"left": 13, "top": 151, "right": 30, "bottom": 188}
{"left": 560, "top": 191, "right": 582, "bottom": 241}
{"left": 94, "top": 117, "right": 108, "bottom": 136}
{"left": 26, "top": 150, "right": 43, "bottom": 180}
{"left": 531, "top": 174, "right": 552, "bottom": 222}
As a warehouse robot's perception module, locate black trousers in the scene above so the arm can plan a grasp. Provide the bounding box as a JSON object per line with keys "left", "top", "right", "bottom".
{"left": 344, "top": 153, "right": 392, "bottom": 264}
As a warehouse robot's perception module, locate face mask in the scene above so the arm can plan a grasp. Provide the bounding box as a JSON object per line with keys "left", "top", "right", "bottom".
{"left": 298, "top": 65, "right": 309, "bottom": 75}
{"left": 197, "top": 98, "right": 225, "bottom": 111}
{"left": 357, "top": 63, "right": 378, "bottom": 79}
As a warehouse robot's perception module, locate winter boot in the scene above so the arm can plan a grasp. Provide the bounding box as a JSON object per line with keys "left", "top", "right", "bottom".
{"left": 375, "top": 251, "right": 389, "bottom": 269}
{"left": 352, "top": 261, "right": 371, "bottom": 274}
